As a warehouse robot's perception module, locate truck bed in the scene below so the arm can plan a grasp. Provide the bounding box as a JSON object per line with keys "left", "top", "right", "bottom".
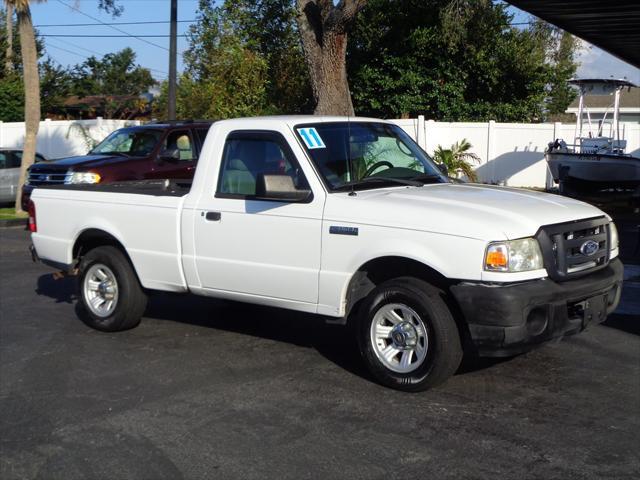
{"left": 31, "top": 180, "right": 189, "bottom": 293}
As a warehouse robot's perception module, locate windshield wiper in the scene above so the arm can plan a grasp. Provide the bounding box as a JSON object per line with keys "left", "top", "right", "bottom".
{"left": 409, "top": 174, "right": 446, "bottom": 184}
{"left": 336, "top": 176, "right": 423, "bottom": 191}
{"left": 90, "top": 151, "right": 130, "bottom": 157}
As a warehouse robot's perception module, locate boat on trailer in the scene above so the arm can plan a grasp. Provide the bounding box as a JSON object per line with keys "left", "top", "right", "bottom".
{"left": 545, "top": 78, "right": 639, "bottom": 203}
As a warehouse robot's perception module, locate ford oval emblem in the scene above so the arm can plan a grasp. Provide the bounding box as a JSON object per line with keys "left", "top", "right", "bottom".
{"left": 580, "top": 240, "right": 599, "bottom": 256}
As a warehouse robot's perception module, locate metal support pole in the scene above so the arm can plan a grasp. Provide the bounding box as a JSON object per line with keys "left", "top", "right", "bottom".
{"left": 168, "top": 0, "right": 177, "bottom": 120}
{"left": 575, "top": 90, "right": 583, "bottom": 146}
{"left": 613, "top": 87, "right": 620, "bottom": 144}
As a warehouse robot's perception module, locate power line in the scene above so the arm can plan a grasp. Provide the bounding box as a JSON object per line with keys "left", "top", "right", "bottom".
{"left": 46, "top": 43, "right": 88, "bottom": 60}
{"left": 41, "top": 34, "right": 187, "bottom": 38}
{"left": 45, "top": 39, "right": 169, "bottom": 77}
{"left": 36, "top": 19, "right": 195, "bottom": 27}
{"left": 46, "top": 37, "right": 105, "bottom": 58}
{"left": 55, "top": 0, "right": 169, "bottom": 52}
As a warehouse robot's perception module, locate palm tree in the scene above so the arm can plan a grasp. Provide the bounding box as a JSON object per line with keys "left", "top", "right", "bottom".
{"left": 5, "top": 3, "right": 14, "bottom": 73}
{"left": 7, "top": 0, "right": 41, "bottom": 213}
{"left": 432, "top": 138, "right": 480, "bottom": 182}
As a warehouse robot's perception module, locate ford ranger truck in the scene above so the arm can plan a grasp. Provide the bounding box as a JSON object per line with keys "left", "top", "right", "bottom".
{"left": 28, "top": 116, "right": 624, "bottom": 392}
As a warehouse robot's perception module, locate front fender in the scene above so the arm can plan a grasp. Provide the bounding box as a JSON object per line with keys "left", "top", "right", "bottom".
{"left": 317, "top": 226, "right": 486, "bottom": 317}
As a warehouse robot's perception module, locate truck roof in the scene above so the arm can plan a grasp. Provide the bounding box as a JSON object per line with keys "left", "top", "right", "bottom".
{"left": 216, "top": 115, "right": 392, "bottom": 128}
{"left": 143, "top": 120, "right": 215, "bottom": 128}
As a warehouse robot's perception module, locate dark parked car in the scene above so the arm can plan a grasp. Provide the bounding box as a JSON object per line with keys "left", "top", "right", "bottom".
{"left": 22, "top": 120, "right": 213, "bottom": 209}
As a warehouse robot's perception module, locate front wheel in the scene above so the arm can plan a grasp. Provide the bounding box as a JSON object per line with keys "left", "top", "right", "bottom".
{"left": 357, "top": 277, "right": 462, "bottom": 392}
{"left": 78, "top": 246, "right": 147, "bottom": 332}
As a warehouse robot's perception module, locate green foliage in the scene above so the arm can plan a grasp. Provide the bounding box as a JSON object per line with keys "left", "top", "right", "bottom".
{"left": 30, "top": 49, "right": 155, "bottom": 119}
{"left": 348, "top": 0, "right": 575, "bottom": 122}
{"left": 162, "top": 0, "right": 270, "bottom": 119}
{"left": 163, "top": 0, "right": 311, "bottom": 120}
{"left": 432, "top": 138, "right": 480, "bottom": 182}
{"left": 0, "top": 6, "right": 44, "bottom": 76}
{"left": 71, "top": 48, "right": 155, "bottom": 97}
{"left": 220, "top": 0, "right": 312, "bottom": 113}
{"left": 97, "top": 0, "right": 124, "bottom": 17}
{"left": 0, "top": 74, "right": 24, "bottom": 121}
{"left": 39, "top": 57, "right": 74, "bottom": 117}
{"left": 545, "top": 30, "right": 579, "bottom": 115}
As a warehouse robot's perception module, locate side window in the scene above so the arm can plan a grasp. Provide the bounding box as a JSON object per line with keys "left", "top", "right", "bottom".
{"left": 10, "top": 151, "right": 23, "bottom": 168}
{"left": 0, "top": 152, "right": 7, "bottom": 169}
{"left": 163, "top": 130, "right": 195, "bottom": 162}
{"left": 217, "top": 132, "right": 309, "bottom": 197}
{"left": 196, "top": 128, "right": 210, "bottom": 146}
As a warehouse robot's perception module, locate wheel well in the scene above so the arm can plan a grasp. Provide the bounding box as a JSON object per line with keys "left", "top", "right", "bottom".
{"left": 345, "top": 256, "right": 472, "bottom": 350}
{"left": 345, "top": 257, "right": 451, "bottom": 317}
{"left": 72, "top": 229, "right": 134, "bottom": 270}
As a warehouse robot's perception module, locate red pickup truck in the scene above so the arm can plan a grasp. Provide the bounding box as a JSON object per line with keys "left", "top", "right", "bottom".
{"left": 22, "top": 120, "right": 213, "bottom": 210}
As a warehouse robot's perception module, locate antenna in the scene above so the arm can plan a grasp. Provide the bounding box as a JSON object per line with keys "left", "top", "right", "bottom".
{"left": 347, "top": 114, "right": 356, "bottom": 196}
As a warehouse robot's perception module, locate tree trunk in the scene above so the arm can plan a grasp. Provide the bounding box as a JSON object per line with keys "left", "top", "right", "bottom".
{"left": 296, "top": 0, "right": 366, "bottom": 116}
{"left": 14, "top": 5, "right": 40, "bottom": 214}
{"left": 5, "top": 4, "right": 13, "bottom": 73}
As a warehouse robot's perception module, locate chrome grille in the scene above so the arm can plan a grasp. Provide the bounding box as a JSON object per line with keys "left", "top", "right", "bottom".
{"left": 27, "top": 168, "right": 70, "bottom": 186}
{"left": 536, "top": 216, "right": 610, "bottom": 281}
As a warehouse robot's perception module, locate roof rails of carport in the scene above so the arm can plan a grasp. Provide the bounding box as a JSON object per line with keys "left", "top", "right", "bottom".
{"left": 507, "top": 0, "right": 640, "bottom": 69}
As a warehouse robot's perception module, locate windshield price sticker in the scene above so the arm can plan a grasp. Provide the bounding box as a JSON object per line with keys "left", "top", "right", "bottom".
{"left": 297, "top": 127, "right": 326, "bottom": 149}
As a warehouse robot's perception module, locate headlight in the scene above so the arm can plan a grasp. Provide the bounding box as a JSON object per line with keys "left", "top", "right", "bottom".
{"left": 609, "top": 222, "right": 619, "bottom": 252}
{"left": 485, "top": 238, "right": 543, "bottom": 272}
{"left": 64, "top": 172, "right": 101, "bottom": 184}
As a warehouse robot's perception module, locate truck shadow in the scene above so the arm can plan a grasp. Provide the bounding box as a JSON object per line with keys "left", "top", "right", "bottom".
{"left": 35, "top": 273, "right": 77, "bottom": 304}
{"left": 144, "top": 293, "right": 505, "bottom": 381}
{"left": 144, "top": 292, "right": 372, "bottom": 380}
{"left": 34, "top": 274, "right": 503, "bottom": 382}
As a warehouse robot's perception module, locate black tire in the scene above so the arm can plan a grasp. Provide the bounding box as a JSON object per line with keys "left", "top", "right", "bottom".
{"left": 357, "top": 277, "right": 462, "bottom": 392}
{"left": 77, "top": 246, "right": 147, "bottom": 332}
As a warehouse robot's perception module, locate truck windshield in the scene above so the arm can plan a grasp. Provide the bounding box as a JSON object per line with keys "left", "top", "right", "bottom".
{"left": 91, "top": 128, "right": 163, "bottom": 157}
{"left": 294, "top": 122, "right": 447, "bottom": 191}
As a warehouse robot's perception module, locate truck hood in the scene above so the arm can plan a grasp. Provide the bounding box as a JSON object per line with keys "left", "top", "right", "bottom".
{"left": 31, "top": 154, "right": 144, "bottom": 170}
{"left": 324, "top": 183, "right": 608, "bottom": 240}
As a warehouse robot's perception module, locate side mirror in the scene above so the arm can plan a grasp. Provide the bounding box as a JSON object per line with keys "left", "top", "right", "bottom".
{"left": 255, "top": 174, "right": 312, "bottom": 202}
{"left": 436, "top": 163, "right": 448, "bottom": 176}
{"left": 158, "top": 148, "right": 180, "bottom": 164}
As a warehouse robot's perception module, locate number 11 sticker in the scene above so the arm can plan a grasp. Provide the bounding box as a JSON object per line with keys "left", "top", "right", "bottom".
{"left": 297, "top": 127, "right": 326, "bottom": 149}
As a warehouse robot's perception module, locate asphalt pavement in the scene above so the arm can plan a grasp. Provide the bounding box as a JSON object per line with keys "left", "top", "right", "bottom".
{"left": 1, "top": 218, "right": 639, "bottom": 480}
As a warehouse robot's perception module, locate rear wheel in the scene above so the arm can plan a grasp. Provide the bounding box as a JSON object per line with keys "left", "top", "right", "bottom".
{"left": 357, "top": 277, "right": 462, "bottom": 392}
{"left": 78, "top": 246, "right": 147, "bottom": 332}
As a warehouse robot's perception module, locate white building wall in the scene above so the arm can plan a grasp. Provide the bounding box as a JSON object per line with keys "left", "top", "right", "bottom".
{"left": 392, "top": 116, "right": 640, "bottom": 188}
{"left": 0, "top": 118, "right": 140, "bottom": 160}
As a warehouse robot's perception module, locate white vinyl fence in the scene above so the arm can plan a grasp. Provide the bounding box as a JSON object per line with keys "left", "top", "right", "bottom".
{"left": 0, "top": 118, "right": 140, "bottom": 160}
{"left": 393, "top": 116, "right": 640, "bottom": 188}
{"left": 1, "top": 116, "right": 638, "bottom": 189}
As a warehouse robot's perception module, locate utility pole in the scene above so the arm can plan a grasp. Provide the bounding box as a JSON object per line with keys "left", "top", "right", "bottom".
{"left": 168, "top": 0, "right": 177, "bottom": 120}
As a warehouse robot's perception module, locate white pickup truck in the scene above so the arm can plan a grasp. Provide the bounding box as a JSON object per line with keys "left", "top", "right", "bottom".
{"left": 29, "top": 116, "right": 624, "bottom": 391}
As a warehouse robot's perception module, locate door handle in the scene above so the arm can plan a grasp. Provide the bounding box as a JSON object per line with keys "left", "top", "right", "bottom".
{"left": 205, "top": 211, "right": 221, "bottom": 221}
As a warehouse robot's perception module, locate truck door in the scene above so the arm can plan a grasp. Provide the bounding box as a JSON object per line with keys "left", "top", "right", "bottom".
{"left": 192, "top": 130, "right": 323, "bottom": 305}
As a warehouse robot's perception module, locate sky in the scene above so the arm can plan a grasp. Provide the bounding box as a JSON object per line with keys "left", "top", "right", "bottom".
{"left": 30, "top": 0, "right": 640, "bottom": 86}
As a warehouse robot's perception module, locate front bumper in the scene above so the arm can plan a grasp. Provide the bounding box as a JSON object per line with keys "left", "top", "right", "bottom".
{"left": 451, "top": 258, "right": 624, "bottom": 356}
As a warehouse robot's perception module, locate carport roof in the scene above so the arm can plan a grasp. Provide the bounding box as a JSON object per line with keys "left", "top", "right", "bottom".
{"left": 508, "top": 0, "right": 640, "bottom": 68}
